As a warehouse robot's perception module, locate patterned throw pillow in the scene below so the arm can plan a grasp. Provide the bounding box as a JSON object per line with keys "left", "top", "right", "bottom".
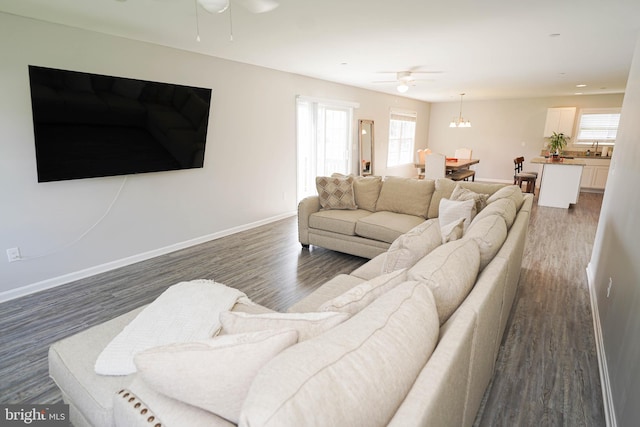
{"left": 316, "top": 176, "right": 357, "bottom": 210}
{"left": 451, "top": 184, "right": 489, "bottom": 213}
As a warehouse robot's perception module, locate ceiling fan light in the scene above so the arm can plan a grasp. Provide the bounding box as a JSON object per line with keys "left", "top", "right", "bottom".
{"left": 198, "top": 0, "right": 230, "bottom": 13}
{"left": 397, "top": 83, "right": 409, "bottom": 93}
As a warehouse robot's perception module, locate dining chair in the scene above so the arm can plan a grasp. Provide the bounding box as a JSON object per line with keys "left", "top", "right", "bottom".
{"left": 424, "top": 152, "right": 446, "bottom": 179}
{"left": 454, "top": 148, "right": 472, "bottom": 160}
{"left": 450, "top": 148, "right": 475, "bottom": 181}
{"left": 513, "top": 156, "right": 538, "bottom": 194}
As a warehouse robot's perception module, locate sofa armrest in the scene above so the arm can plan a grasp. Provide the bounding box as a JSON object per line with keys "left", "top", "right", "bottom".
{"left": 298, "top": 196, "right": 321, "bottom": 245}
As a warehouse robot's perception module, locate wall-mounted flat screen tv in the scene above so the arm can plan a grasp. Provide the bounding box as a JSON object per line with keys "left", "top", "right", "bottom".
{"left": 28, "top": 65, "right": 212, "bottom": 182}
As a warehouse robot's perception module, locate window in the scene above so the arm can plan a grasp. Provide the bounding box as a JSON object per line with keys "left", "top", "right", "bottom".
{"left": 387, "top": 110, "right": 417, "bottom": 167}
{"left": 296, "top": 96, "right": 358, "bottom": 201}
{"left": 575, "top": 108, "right": 621, "bottom": 145}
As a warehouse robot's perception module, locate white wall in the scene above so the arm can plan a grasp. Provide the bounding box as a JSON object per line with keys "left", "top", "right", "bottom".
{"left": 428, "top": 94, "right": 624, "bottom": 182}
{"left": 588, "top": 35, "right": 640, "bottom": 426}
{"left": 0, "top": 13, "right": 430, "bottom": 299}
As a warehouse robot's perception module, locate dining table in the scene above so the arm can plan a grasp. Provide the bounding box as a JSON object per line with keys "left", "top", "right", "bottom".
{"left": 443, "top": 158, "right": 480, "bottom": 171}
{"left": 414, "top": 158, "right": 480, "bottom": 178}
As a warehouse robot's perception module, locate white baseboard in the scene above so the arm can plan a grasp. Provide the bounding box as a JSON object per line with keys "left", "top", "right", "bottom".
{"left": 0, "top": 211, "right": 296, "bottom": 303}
{"left": 586, "top": 262, "right": 617, "bottom": 427}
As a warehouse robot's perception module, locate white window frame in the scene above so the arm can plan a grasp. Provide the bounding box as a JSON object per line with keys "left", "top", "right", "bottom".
{"left": 387, "top": 110, "right": 417, "bottom": 167}
{"left": 296, "top": 96, "right": 358, "bottom": 201}
{"left": 573, "top": 108, "right": 621, "bottom": 146}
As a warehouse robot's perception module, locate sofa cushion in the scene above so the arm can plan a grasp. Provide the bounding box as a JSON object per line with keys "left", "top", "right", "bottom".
{"left": 49, "top": 307, "right": 144, "bottom": 427}
{"left": 316, "top": 176, "right": 357, "bottom": 210}
{"left": 439, "top": 198, "right": 476, "bottom": 232}
{"left": 287, "top": 274, "right": 366, "bottom": 313}
{"left": 486, "top": 184, "right": 524, "bottom": 211}
{"left": 472, "top": 197, "right": 517, "bottom": 229}
{"left": 375, "top": 176, "right": 435, "bottom": 218}
{"left": 451, "top": 184, "right": 489, "bottom": 213}
{"left": 382, "top": 219, "right": 442, "bottom": 274}
{"left": 134, "top": 329, "right": 298, "bottom": 424}
{"left": 219, "top": 311, "right": 350, "bottom": 341}
{"left": 308, "top": 209, "right": 372, "bottom": 236}
{"left": 353, "top": 175, "right": 383, "bottom": 212}
{"left": 350, "top": 253, "right": 386, "bottom": 280}
{"left": 355, "top": 211, "right": 426, "bottom": 244}
{"left": 318, "top": 269, "right": 407, "bottom": 314}
{"left": 464, "top": 214, "right": 508, "bottom": 270}
{"left": 239, "top": 281, "right": 440, "bottom": 427}
{"left": 408, "top": 239, "right": 481, "bottom": 324}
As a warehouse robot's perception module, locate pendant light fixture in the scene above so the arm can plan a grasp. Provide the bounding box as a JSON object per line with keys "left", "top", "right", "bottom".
{"left": 449, "top": 93, "right": 471, "bottom": 128}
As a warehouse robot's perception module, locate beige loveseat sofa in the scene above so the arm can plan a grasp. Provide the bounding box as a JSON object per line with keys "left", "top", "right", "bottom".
{"left": 49, "top": 177, "right": 532, "bottom": 427}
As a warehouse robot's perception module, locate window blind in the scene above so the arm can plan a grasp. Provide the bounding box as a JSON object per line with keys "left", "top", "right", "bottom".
{"left": 576, "top": 112, "right": 620, "bottom": 143}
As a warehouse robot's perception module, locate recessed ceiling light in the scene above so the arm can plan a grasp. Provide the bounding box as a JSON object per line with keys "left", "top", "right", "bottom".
{"left": 549, "top": 33, "right": 561, "bottom": 37}
{"left": 576, "top": 84, "right": 587, "bottom": 88}
{"left": 340, "top": 62, "right": 348, "bottom": 66}
{"left": 575, "top": 92, "right": 583, "bottom": 95}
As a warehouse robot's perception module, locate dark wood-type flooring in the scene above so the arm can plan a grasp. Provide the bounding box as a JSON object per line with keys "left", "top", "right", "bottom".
{"left": 0, "top": 191, "right": 605, "bottom": 426}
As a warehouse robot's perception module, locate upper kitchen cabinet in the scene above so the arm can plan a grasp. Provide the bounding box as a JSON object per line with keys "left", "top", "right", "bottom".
{"left": 543, "top": 107, "right": 576, "bottom": 138}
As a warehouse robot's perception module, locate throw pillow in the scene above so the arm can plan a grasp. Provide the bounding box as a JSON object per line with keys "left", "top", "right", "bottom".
{"left": 440, "top": 217, "right": 465, "bottom": 243}
{"left": 438, "top": 198, "right": 476, "bottom": 236}
{"left": 374, "top": 176, "right": 435, "bottom": 219}
{"left": 451, "top": 184, "right": 489, "bottom": 213}
{"left": 408, "top": 239, "right": 481, "bottom": 325}
{"left": 316, "top": 176, "right": 357, "bottom": 210}
{"left": 318, "top": 269, "right": 407, "bottom": 315}
{"left": 382, "top": 219, "right": 442, "bottom": 273}
{"left": 219, "top": 311, "right": 351, "bottom": 341}
{"left": 239, "top": 281, "right": 440, "bottom": 427}
{"left": 134, "top": 329, "right": 298, "bottom": 424}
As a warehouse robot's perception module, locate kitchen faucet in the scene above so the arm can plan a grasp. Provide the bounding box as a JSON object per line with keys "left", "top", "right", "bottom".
{"left": 592, "top": 141, "right": 599, "bottom": 155}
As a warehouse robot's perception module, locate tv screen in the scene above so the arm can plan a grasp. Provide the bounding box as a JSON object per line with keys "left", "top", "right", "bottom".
{"left": 28, "top": 65, "right": 212, "bottom": 182}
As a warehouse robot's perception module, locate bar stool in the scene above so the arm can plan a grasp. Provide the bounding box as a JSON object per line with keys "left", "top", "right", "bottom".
{"left": 514, "top": 156, "right": 537, "bottom": 194}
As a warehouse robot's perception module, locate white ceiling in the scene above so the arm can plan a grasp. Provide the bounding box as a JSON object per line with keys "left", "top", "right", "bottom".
{"left": 2, "top": 0, "right": 639, "bottom": 102}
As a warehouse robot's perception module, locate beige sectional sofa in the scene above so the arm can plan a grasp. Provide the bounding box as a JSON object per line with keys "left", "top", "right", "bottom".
{"left": 49, "top": 177, "right": 532, "bottom": 427}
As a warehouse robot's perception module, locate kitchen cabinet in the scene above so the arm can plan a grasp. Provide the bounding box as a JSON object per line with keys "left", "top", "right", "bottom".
{"left": 579, "top": 158, "right": 610, "bottom": 190}
{"left": 543, "top": 107, "right": 576, "bottom": 138}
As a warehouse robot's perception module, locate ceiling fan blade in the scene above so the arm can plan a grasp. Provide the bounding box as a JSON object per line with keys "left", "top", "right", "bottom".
{"left": 198, "top": 0, "right": 229, "bottom": 13}
{"left": 238, "top": 0, "right": 279, "bottom": 13}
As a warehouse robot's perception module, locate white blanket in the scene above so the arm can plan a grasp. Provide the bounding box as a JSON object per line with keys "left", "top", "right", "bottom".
{"left": 95, "top": 280, "right": 247, "bottom": 375}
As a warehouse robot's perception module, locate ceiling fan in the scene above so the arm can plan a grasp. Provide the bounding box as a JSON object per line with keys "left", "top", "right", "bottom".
{"left": 373, "top": 70, "right": 442, "bottom": 93}
{"left": 198, "top": 0, "right": 279, "bottom": 14}
{"left": 195, "top": 0, "right": 278, "bottom": 42}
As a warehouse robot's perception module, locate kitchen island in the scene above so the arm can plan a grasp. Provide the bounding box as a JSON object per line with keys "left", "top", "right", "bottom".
{"left": 531, "top": 157, "right": 586, "bottom": 208}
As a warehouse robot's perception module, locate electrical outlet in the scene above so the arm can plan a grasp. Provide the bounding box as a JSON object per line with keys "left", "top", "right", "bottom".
{"left": 7, "top": 247, "right": 21, "bottom": 263}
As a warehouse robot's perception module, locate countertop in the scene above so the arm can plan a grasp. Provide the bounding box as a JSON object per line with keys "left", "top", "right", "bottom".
{"left": 532, "top": 157, "right": 586, "bottom": 166}
{"left": 563, "top": 155, "right": 612, "bottom": 160}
